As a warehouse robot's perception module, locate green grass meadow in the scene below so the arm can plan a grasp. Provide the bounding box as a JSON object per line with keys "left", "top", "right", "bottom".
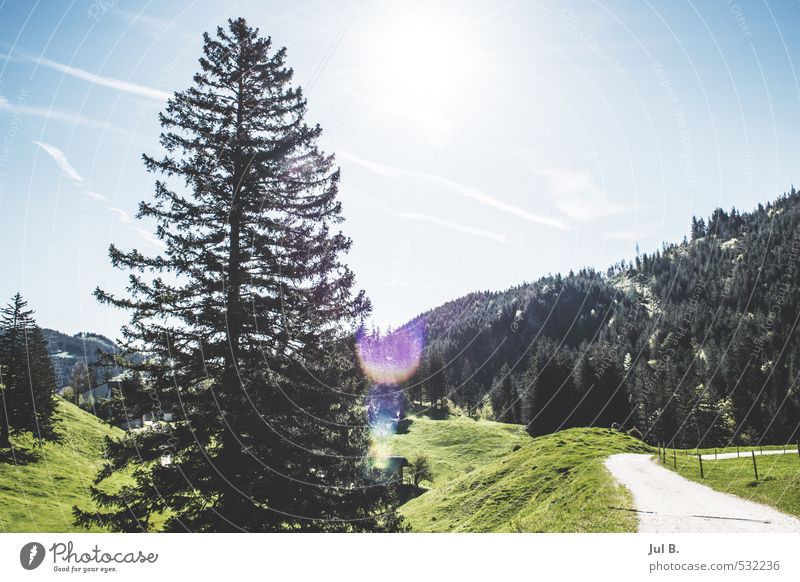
{"left": 22, "top": 402, "right": 795, "bottom": 534}
{"left": 664, "top": 443, "right": 800, "bottom": 457}
{"left": 392, "top": 416, "right": 653, "bottom": 532}
{"left": 0, "top": 399, "right": 124, "bottom": 532}
{"left": 660, "top": 447, "right": 800, "bottom": 519}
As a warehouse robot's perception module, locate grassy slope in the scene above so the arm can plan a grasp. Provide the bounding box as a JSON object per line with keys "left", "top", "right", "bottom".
{"left": 663, "top": 450, "right": 800, "bottom": 519}
{"left": 392, "top": 417, "right": 652, "bottom": 532}
{"left": 0, "top": 403, "right": 663, "bottom": 533}
{"left": 390, "top": 415, "right": 529, "bottom": 484}
{"left": 0, "top": 399, "right": 124, "bottom": 532}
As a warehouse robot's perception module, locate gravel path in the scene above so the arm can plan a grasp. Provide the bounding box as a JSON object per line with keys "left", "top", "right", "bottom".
{"left": 605, "top": 453, "right": 800, "bottom": 533}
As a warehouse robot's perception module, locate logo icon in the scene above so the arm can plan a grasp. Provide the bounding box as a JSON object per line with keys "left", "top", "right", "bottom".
{"left": 20, "top": 542, "right": 46, "bottom": 570}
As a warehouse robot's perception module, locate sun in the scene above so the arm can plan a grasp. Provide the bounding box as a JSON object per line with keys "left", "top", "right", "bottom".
{"left": 363, "top": 5, "right": 483, "bottom": 135}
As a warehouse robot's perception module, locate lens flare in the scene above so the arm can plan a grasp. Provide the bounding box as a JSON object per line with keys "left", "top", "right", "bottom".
{"left": 358, "top": 322, "right": 425, "bottom": 471}
{"left": 356, "top": 322, "right": 425, "bottom": 384}
{"left": 368, "top": 431, "right": 392, "bottom": 470}
{"left": 366, "top": 382, "right": 405, "bottom": 470}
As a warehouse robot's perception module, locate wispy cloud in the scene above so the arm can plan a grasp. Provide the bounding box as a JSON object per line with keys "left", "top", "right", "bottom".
{"left": 1, "top": 50, "right": 169, "bottom": 101}
{"left": 32, "top": 140, "right": 161, "bottom": 249}
{"left": 107, "top": 207, "right": 131, "bottom": 223}
{"left": 534, "top": 168, "right": 627, "bottom": 222}
{"left": 339, "top": 151, "right": 568, "bottom": 230}
{"left": 398, "top": 212, "right": 508, "bottom": 243}
{"left": 1, "top": 94, "right": 119, "bottom": 131}
{"left": 83, "top": 190, "right": 108, "bottom": 202}
{"left": 342, "top": 184, "right": 508, "bottom": 243}
{"left": 32, "top": 141, "right": 84, "bottom": 182}
{"left": 115, "top": 9, "right": 192, "bottom": 41}
{"left": 133, "top": 227, "right": 166, "bottom": 249}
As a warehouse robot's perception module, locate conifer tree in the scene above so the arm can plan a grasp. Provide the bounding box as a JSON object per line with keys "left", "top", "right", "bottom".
{"left": 104, "top": 372, "right": 152, "bottom": 426}
{"left": 69, "top": 360, "right": 91, "bottom": 404}
{"left": 426, "top": 352, "right": 446, "bottom": 411}
{"left": 490, "top": 363, "right": 520, "bottom": 423}
{"left": 74, "top": 18, "right": 403, "bottom": 532}
{"left": 522, "top": 340, "right": 577, "bottom": 436}
{"left": 0, "top": 293, "right": 58, "bottom": 446}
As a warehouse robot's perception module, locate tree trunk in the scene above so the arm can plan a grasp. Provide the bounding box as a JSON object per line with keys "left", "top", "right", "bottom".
{"left": 0, "top": 416, "right": 10, "bottom": 448}
{"left": 218, "top": 59, "right": 247, "bottom": 530}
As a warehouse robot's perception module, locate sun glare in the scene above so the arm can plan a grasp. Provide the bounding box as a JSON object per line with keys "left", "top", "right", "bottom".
{"left": 365, "top": 7, "right": 481, "bottom": 135}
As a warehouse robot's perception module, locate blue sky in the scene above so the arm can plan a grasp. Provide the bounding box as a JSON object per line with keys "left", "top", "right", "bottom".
{"left": 1, "top": 0, "right": 800, "bottom": 338}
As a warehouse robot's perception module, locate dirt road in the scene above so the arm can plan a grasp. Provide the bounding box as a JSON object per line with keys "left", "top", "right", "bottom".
{"left": 605, "top": 453, "right": 800, "bottom": 533}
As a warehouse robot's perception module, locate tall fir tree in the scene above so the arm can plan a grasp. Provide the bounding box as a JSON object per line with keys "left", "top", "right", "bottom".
{"left": 74, "top": 18, "right": 403, "bottom": 532}
{"left": 490, "top": 363, "right": 521, "bottom": 423}
{"left": 0, "top": 293, "right": 58, "bottom": 446}
{"left": 426, "top": 352, "right": 446, "bottom": 411}
{"left": 522, "top": 340, "right": 577, "bottom": 436}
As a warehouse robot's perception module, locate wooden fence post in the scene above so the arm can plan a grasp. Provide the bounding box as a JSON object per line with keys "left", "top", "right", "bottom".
{"left": 699, "top": 454, "right": 704, "bottom": 479}
{"left": 714, "top": 448, "right": 717, "bottom": 460}
{"left": 737, "top": 446, "right": 740, "bottom": 458}
{"left": 673, "top": 448, "right": 677, "bottom": 470}
{"left": 751, "top": 450, "right": 759, "bottom": 481}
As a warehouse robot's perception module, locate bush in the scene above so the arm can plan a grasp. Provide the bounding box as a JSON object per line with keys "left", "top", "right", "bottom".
{"left": 410, "top": 454, "right": 434, "bottom": 487}
{"left": 61, "top": 386, "right": 76, "bottom": 404}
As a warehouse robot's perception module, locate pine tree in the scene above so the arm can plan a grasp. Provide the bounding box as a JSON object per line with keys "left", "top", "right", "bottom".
{"left": 490, "top": 363, "right": 519, "bottom": 423}
{"left": 0, "top": 365, "right": 7, "bottom": 448}
{"left": 103, "top": 372, "right": 151, "bottom": 426}
{"left": 523, "top": 340, "right": 577, "bottom": 436}
{"left": 459, "top": 359, "right": 479, "bottom": 415}
{"left": 69, "top": 360, "right": 91, "bottom": 404}
{"left": 0, "top": 293, "right": 58, "bottom": 446}
{"left": 426, "top": 352, "right": 446, "bottom": 411}
{"left": 73, "top": 18, "right": 403, "bottom": 532}
{"left": 690, "top": 216, "right": 706, "bottom": 240}
{"left": 574, "top": 343, "right": 631, "bottom": 429}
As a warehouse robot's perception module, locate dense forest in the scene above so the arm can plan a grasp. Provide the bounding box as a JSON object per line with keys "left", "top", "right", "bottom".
{"left": 387, "top": 190, "right": 800, "bottom": 448}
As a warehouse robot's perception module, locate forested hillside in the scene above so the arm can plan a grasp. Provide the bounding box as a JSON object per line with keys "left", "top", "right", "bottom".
{"left": 393, "top": 189, "right": 800, "bottom": 448}
{"left": 43, "top": 329, "right": 119, "bottom": 388}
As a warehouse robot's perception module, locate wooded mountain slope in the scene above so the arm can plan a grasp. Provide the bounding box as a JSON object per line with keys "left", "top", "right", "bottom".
{"left": 393, "top": 190, "right": 800, "bottom": 447}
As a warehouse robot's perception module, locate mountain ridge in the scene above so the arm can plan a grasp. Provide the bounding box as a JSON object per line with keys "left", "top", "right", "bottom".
{"left": 389, "top": 188, "right": 800, "bottom": 447}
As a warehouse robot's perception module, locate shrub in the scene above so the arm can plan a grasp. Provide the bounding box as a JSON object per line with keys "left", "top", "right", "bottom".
{"left": 410, "top": 454, "right": 434, "bottom": 487}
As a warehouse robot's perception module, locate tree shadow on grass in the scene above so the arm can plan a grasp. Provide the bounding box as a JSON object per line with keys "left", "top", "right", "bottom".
{"left": 398, "top": 483, "right": 429, "bottom": 503}
{"left": 408, "top": 404, "right": 450, "bottom": 421}
{"left": 0, "top": 446, "right": 40, "bottom": 466}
